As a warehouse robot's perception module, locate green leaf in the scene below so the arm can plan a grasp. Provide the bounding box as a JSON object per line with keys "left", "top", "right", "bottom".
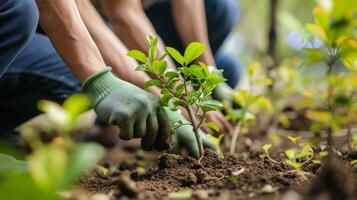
{"left": 207, "top": 76, "right": 226, "bottom": 85}
{"left": 144, "top": 80, "right": 162, "bottom": 90}
{"left": 285, "top": 149, "right": 296, "bottom": 160}
{"left": 0, "top": 154, "right": 28, "bottom": 175}
{"left": 135, "top": 64, "right": 148, "bottom": 72}
{"left": 147, "top": 36, "right": 158, "bottom": 64}
{"left": 262, "top": 144, "right": 272, "bottom": 152}
{"left": 207, "top": 122, "right": 220, "bottom": 132}
{"left": 287, "top": 136, "right": 301, "bottom": 144}
{"left": 147, "top": 35, "right": 158, "bottom": 46}
{"left": 305, "top": 23, "right": 328, "bottom": 42}
{"left": 38, "top": 100, "right": 69, "bottom": 127}
{"left": 153, "top": 60, "right": 167, "bottom": 76}
{"left": 61, "top": 144, "right": 104, "bottom": 188}
{"left": 28, "top": 145, "right": 68, "bottom": 190}
{"left": 313, "top": 6, "right": 329, "bottom": 30}
{"left": 184, "top": 42, "right": 206, "bottom": 64}
{"left": 159, "top": 53, "right": 168, "bottom": 61}
{"left": 165, "top": 71, "right": 179, "bottom": 80}
{"left": 305, "top": 110, "right": 332, "bottom": 123}
{"left": 160, "top": 94, "right": 172, "bottom": 106}
{"left": 188, "top": 64, "right": 205, "bottom": 78}
{"left": 200, "top": 100, "right": 223, "bottom": 112}
{"left": 199, "top": 62, "right": 210, "bottom": 75}
{"left": 127, "top": 50, "right": 147, "bottom": 63}
{"left": 302, "top": 48, "right": 325, "bottom": 67}
{"left": 63, "top": 94, "right": 90, "bottom": 120}
{"left": 176, "top": 83, "right": 185, "bottom": 96}
{"left": 168, "top": 189, "right": 192, "bottom": 199}
{"left": 168, "top": 98, "right": 179, "bottom": 111}
{"left": 166, "top": 47, "right": 185, "bottom": 65}
{"left": 285, "top": 160, "right": 302, "bottom": 169}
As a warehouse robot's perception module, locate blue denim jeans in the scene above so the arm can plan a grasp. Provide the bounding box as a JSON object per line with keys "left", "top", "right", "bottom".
{"left": 0, "top": 0, "right": 39, "bottom": 78}
{"left": 0, "top": 33, "right": 82, "bottom": 132}
{"left": 145, "top": 0, "right": 242, "bottom": 87}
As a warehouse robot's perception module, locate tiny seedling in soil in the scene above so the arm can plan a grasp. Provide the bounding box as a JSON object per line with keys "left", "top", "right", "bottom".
{"left": 128, "top": 35, "right": 225, "bottom": 159}
{"left": 226, "top": 63, "right": 272, "bottom": 153}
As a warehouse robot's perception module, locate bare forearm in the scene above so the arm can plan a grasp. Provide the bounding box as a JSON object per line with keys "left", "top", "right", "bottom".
{"left": 75, "top": 0, "right": 137, "bottom": 84}
{"left": 172, "top": 0, "right": 215, "bottom": 66}
{"left": 75, "top": 0, "right": 160, "bottom": 95}
{"left": 36, "top": 0, "right": 105, "bottom": 83}
{"left": 101, "top": 0, "right": 175, "bottom": 69}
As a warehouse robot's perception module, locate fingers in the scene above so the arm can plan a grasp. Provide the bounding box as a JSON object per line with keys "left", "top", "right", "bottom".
{"left": 186, "top": 138, "right": 200, "bottom": 159}
{"left": 134, "top": 117, "right": 147, "bottom": 138}
{"left": 154, "top": 106, "right": 172, "bottom": 151}
{"left": 141, "top": 113, "right": 158, "bottom": 150}
{"left": 220, "top": 115, "right": 233, "bottom": 135}
{"left": 118, "top": 120, "right": 134, "bottom": 140}
{"left": 201, "top": 132, "right": 218, "bottom": 151}
{"left": 170, "top": 133, "right": 181, "bottom": 155}
{"left": 214, "top": 111, "right": 233, "bottom": 135}
{"left": 206, "top": 111, "right": 233, "bottom": 136}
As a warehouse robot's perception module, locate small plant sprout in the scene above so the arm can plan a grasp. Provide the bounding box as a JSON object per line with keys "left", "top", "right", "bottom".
{"left": 128, "top": 35, "right": 225, "bottom": 159}
{"left": 225, "top": 62, "right": 273, "bottom": 154}
{"left": 287, "top": 136, "right": 301, "bottom": 145}
{"left": 302, "top": 0, "right": 357, "bottom": 149}
{"left": 259, "top": 144, "right": 278, "bottom": 164}
{"left": 284, "top": 143, "right": 314, "bottom": 170}
{"left": 1, "top": 94, "right": 104, "bottom": 200}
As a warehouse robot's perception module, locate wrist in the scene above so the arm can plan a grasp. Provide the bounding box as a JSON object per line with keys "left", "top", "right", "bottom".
{"left": 83, "top": 67, "right": 121, "bottom": 107}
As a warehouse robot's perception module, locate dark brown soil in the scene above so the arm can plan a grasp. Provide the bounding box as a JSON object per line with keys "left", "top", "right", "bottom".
{"left": 81, "top": 144, "right": 357, "bottom": 200}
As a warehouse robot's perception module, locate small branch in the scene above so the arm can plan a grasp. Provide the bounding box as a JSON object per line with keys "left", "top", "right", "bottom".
{"left": 230, "top": 121, "right": 243, "bottom": 154}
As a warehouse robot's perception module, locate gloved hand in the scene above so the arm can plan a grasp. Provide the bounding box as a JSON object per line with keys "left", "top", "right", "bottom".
{"left": 164, "top": 108, "right": 218, "bottom": 159}
{"left": 212, "top": 82, "right": 234, "bottom": 107}
{"left": 83, "top": 68, "right": 171, "bottom": 151}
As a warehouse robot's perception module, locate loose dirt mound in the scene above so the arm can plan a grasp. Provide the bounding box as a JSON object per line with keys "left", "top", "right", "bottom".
{"left": 82, "top": 148, "right": 352, "bottom": 200}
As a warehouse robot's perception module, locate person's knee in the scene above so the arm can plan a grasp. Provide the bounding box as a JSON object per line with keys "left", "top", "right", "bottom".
{"left": 219, "top": 0, "right": 240, "bottom": 35}
{"left": 215, "top": 51, "right": 242, "bottom": 88}
{"left": 2, "top": 0, "right": 39, "bottom": 44}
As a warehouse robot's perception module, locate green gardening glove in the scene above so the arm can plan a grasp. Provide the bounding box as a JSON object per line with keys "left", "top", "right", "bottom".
{"left": 164, "top": 108, "right": 218, "bottom": 159}
{"left": 83, "top": 68, "right": 171, "bottom": 151}
{"left": 212, "top": 83, "right": 235, "bottom": 108}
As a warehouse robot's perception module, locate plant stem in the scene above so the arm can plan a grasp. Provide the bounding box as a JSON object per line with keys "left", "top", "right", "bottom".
{"left": 186, "top": 105, "right": 204, "bottom": 158}
{"left": 326, "top": 65, "right": 334, "bottom": 149}
{"left": 230, "top": 121, "right": 243, "bottom": 154}
{"left": 182, "top": 71, "right": 204, "bottom": 158}
{"left": 347, "top": 123, "right": 352, "bottom": 151}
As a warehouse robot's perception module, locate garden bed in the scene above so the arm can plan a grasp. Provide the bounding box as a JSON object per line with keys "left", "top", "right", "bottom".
{"left": 81, "top": 133, "right": 357, "bottom": 200}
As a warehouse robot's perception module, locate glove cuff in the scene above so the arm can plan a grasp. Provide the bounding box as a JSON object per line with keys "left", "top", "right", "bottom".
{"left": 83, "top": 67, "right": 121, "bottom": 107}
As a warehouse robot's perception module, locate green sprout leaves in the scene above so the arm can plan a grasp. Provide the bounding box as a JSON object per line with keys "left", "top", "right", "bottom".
{"left": 184, "top": 42, "right": 206, "bottom": 64}
{"left": 259, "top": 144, "right": 279, "bottom": 164}
{"left": 128, "top": 35, "right": 224, "bottom": 158}
{"left": 127, "top": 50, "right": 147, "bottom": 63}
{"left": 166, "top": 47, "right": 185, "bottom": 65}
{"left": 37, "top": 94, "right": 91, "bottom": 134}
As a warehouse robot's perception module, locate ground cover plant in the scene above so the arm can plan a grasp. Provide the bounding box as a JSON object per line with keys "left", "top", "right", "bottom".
{"left": 0, "top": 0, "right": 356, "bottom": 199}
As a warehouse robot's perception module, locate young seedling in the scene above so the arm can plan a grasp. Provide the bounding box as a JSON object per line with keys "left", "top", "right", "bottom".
{"left": 128, "top": 35, "right": 225, "bottom": 158}
{"left": 1, "top": 94, "right": 104, "bottom": 200}
{"left": 259, "top": 144, "right": 279, "bottom": 164}
{"left": 302, "top": 1, "right": 357, "bottom": 149}
{"left": 226, "top": 63, "right": 273, "bottom": 154}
